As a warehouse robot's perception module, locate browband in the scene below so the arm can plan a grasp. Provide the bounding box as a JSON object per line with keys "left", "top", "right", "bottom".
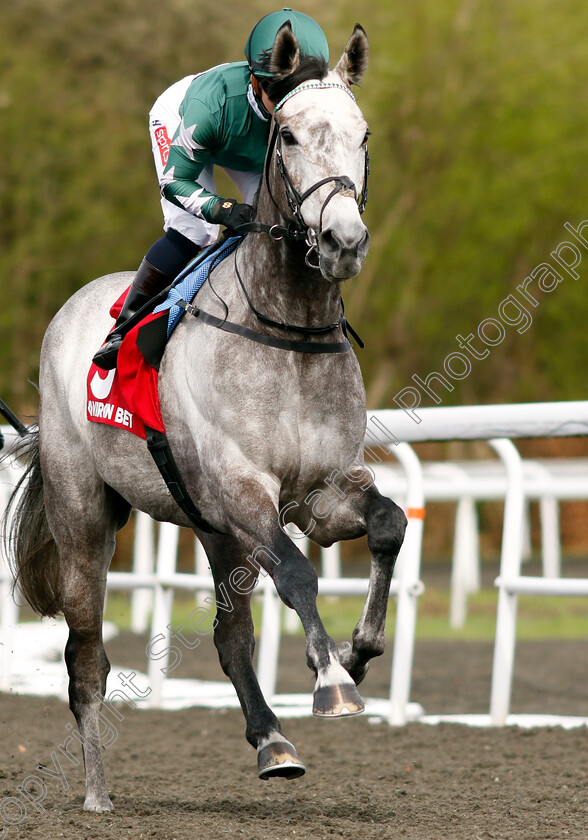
{"left": 274, "top": 82, "right": 356, "bottom": 113}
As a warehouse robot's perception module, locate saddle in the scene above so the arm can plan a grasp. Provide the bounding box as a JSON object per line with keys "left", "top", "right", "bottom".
{"left": 86, "top": 236, "right": 240, "bottom": 441}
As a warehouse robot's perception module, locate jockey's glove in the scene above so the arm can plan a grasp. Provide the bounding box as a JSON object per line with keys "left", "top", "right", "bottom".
{"left": 211, "top": 199, "right": 255, "bottom": 230}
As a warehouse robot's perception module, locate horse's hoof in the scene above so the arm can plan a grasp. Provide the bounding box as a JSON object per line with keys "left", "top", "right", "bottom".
{"left": 257, "top": 742, "right": 306, "bottom": 780}
{"left": 312, "top": 683, "right": 365, "bottom": 717}
{"left": 83, "top": 795, "right": 114, "bottom": 812}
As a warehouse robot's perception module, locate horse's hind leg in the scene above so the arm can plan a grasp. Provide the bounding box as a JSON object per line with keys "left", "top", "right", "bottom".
{"left": 201, "top": 533, "right": 306, "bottom": 780}
{"left": 62, "top": 562, "right": 113, "bottom": 811}
{"left": 44, "top": 462, "right": 129, "bottom": 811}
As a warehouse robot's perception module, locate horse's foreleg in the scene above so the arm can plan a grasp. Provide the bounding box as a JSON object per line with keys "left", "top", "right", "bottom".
{"left": 221, "top": 485, "right": 365, "bottom": 718}
{"left": 251, "top": 528, "right": 365, "bottom": 718}
{"left": 202, "top": 534, "right": 305, "bottom": 779}
{"left": 338, "top": 487, "right": 407, "bottom": 685}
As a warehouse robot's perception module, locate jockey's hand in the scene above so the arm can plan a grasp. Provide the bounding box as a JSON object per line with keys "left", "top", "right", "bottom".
{"left": 211, "top": 199, "right": 255, "bottom": 230}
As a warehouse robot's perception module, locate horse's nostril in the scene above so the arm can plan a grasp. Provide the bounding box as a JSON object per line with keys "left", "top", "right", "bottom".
{"left": 320, "top": 227, "right": 369, "bottom": 258}
{"left": 360, "top": 228, "right": 370, "bottom": 254}
{"left": 319, "top": 229, "right": 342, "bottom": 254}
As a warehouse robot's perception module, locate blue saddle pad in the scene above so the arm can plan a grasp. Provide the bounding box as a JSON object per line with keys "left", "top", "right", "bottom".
{"left": 153, "top": 235, "right": 240, "bottom": 338}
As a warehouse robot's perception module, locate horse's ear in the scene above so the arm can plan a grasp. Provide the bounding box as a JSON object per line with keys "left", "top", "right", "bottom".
{"left": 270, "top": 22, "right": 301, "bottom": 79}
{"left": 335, "top": 24, "right": 369, "bottom": 86}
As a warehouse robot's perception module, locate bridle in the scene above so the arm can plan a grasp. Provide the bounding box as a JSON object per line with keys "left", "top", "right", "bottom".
{"left": 271, "top": 125, "right": 369, "bottom": 269}
{"left": 175, "top": 80, "right": 369, "bottom": 356}
{"left": 238, "top": 81, "right": 370, "bottom": 270}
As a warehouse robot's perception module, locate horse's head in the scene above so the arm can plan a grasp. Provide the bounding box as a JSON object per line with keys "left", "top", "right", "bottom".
{"left": 268, "top": 24, "right": 370, "bottom": 282}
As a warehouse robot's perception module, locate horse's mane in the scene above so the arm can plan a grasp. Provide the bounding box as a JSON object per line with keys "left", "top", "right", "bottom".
{"left": 260, "top": 55, "right": 330, "bottom": 105}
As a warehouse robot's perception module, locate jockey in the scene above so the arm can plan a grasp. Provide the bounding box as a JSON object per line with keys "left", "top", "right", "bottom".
{"left": 93, "top": 8, "right": 330, "bottom": 370}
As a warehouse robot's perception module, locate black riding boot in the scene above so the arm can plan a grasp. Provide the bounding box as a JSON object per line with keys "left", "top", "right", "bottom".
{"left": 92, "top": 258, "right": 172, "bottom": 370}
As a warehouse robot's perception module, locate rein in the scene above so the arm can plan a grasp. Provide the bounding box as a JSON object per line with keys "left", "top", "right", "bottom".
{"left": 169, "top": 234, "right": 363, "bottom": 353}
{"left": 234, "top": 253, "right": 339, "bottom": 336}
{"left": 233, "top": 247, "right": 365, "bottom": 347}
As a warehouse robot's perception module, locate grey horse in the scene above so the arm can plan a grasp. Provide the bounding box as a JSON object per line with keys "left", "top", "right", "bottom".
{"left": 6, "top": 24, "right": 406, "bottom": 811}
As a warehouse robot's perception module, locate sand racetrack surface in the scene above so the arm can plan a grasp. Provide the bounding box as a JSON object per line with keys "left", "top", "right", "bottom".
{"left": 2, "top": 630, "right": 588, "bottom": 840}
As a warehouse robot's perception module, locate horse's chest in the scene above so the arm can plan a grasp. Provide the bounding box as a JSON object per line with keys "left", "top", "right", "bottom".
{"left": 239, "top": 361, "right": 364, "bottom": 479}
{"left": 171, "top": 330, "right": 365, "bottom": 484}
{"left": 268, "top": 408, "right": 362, "bottom": 489}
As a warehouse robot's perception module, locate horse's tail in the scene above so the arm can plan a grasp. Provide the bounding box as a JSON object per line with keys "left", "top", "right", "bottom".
{"left": 3, "top": 426, "right": 62, "bottom": 617}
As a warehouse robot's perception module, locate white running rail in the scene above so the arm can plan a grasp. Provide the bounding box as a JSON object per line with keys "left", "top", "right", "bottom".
{"left": 2, "top": 400, "right": 588, "bottom": 725}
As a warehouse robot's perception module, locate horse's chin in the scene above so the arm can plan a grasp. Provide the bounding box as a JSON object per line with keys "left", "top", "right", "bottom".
{"left": 319, "top": 256, "right": 364, "bottom": 282}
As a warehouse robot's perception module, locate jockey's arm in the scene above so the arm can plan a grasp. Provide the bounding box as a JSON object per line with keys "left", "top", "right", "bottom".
{"left": 159, "top": 101, "right": 226, "bottom": 223}
{"left": 160, "top": 142, "right": 220, "bottom": 222}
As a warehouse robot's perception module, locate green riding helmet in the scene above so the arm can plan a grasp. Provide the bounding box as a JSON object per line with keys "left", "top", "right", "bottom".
{"left": 245, "top": 7, "right": 329, "bottom": 79}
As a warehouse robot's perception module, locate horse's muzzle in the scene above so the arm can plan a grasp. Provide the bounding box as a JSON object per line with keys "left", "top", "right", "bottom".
{"left": 318, "top": 225, "right": 370, "bottom": 281}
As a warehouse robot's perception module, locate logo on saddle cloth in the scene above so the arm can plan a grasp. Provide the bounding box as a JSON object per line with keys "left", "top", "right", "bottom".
{"left": 86, "top": 288, "right": 167, "bottom": 440}
{"left": 87, "top": 368, "right": 136, "bottom": 431}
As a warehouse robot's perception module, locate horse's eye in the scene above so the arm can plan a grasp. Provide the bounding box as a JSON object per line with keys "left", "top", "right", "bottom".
{"left": 362, "top": 129, "right": 371, "bottom": 146}
{"left": 280, "top": 128, "right": 297, "bottom": 146}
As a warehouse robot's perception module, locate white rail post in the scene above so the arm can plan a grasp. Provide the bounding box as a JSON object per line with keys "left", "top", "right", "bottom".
{"left": 147, "top": 522, "right": 180, "bottom": 708}
{"left": 523, "top": 461, "right": 561, "bottom": 578}
{"left": 539, "top": 495, "right": 560, "bottom": 578}
{"left": 130, "top": 511, "right": 155, "bottom": 633}
{"left": 488, "top": 438, "right": 525, "bottom": 725}
{"left": 388, "top": 442, "right": 425, "bottom": 726}
{"left": 321, "top": 543, "right": 341, "bottom": 599}
{"left": 194, "top": 535, "right": 211, "bottom": 607}
{"left": 0, "top": 457, "right": 23, "bottom": 692}
{"left": 450, "top": 496, "right": 480, "bottom": 629}
{"left": 256, "top": 574, "right": 282, "bottom": 701}
{"left": 321, "top": 543, "right": 341, "bottom": 579}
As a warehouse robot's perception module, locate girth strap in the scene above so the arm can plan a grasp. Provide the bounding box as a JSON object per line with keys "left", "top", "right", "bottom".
{"left": 145, "top": 426, "right": 218, "bottom": 533}
{"left": 177, "top": 301, "right": 352, "bottom": 354}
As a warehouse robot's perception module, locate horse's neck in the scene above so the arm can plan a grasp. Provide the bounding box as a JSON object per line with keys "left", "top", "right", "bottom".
{"left": 234, "top": 191, "right": 342, "bottom": 330}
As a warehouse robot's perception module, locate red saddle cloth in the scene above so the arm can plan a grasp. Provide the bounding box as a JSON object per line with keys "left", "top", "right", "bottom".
{"left": 86, "top": 289, "right": 166, "bottom": 439}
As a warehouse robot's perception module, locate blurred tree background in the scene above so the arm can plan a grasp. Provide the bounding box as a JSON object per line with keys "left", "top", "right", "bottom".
{"left": 1, "top": 0, "right": 587, "bottom": 413}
